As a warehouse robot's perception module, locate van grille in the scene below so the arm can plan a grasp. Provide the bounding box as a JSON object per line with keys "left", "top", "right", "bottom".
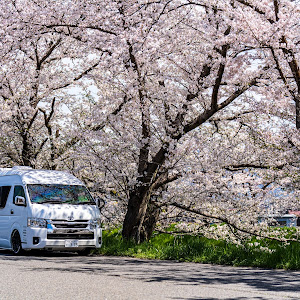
{"left": 47, "top": 219, "right": 94, "bottom": 240}
{"left": 54, "top": 223, "right": 88, "bottom": 229}
{"left": 50, "top": 220, "right": 89, "bottom": 229}
{"left": 47, "top": 233, "right": 94, "bottom": 240}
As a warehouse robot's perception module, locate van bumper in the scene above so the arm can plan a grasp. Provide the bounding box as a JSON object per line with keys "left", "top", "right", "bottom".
{"left": 22, "top": 227, "right": 102, "bottom": 251}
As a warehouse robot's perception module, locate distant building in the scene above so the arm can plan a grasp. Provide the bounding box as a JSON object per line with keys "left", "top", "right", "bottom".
{"left": 289, "top": 211, "right": 300, "bottom": 226}
{"left": 258, "top": 214, "right": 297, "bottom": 227}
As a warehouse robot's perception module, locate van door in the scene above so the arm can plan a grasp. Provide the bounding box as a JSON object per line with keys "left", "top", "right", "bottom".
{"left": 9, "top": 186, "right": 28, "bottom": 247}
{"left": 0, "top": 186, "right": 12, "bottom": 248}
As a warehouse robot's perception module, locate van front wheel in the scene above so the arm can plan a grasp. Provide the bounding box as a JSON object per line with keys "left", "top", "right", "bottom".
{"left": 11, "top": 230, "right": 23, "bottom": 255}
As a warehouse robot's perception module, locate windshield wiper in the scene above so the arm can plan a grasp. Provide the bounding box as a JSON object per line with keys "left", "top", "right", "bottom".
{"left": 74, "top": 201, "right": 96, "bottom": 205}
{"left": 38, "top": 199, "right": 62, "bottom": 204}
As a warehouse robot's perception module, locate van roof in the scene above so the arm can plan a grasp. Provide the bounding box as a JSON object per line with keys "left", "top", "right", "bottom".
{"left": 0, "top": 166, "right": 83, "bottom": 185}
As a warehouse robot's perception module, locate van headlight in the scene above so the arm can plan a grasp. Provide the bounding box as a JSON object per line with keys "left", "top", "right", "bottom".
{"left": 27, "top": 218, "right": 47, "bottom": 228}
{"left": 89, "top": 218, "right": 101, "bottom": 229}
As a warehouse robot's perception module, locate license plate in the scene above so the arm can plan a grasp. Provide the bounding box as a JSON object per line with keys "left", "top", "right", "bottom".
{"left": 65, "top": 240, "right": 79, "bottom": 247}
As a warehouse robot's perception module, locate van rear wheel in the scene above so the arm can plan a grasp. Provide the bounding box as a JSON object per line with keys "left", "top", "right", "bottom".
{"left": 11, "top": 230, "right": 23, "bottom": 255}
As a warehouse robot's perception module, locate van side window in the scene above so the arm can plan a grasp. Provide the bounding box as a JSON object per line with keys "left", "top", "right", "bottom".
{"left": 0, "top": 186, "right": 11, "bottom": 208}
{"left": 13, "top": 186, "right": 26, "bottom": 204}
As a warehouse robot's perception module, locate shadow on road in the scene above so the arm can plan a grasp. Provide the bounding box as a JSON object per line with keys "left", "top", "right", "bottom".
{"left": 1, "top": 250, "right": 300, "bottom": 299}
{"left": 170, "top": 298, "right": 268, "bottom": 300}
{"left": 171, "top": 298, "right": 266, "bottom": 300}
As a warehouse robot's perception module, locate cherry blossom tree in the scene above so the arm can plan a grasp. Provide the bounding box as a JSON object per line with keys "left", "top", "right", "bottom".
{"left": 0, "top": 0, "right": 299, "bottom": 243}
{"left": 0, "top": 0, "right": 104, "bottom": 168}
{"left": 69, "top": 0, "right": 298, "bottom": 242}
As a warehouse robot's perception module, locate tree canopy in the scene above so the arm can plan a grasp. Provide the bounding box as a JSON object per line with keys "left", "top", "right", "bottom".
{"left": 0, "top": 0, "right": 299, "bottom": 242}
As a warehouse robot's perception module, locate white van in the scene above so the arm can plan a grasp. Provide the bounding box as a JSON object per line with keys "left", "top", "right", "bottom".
{"left": 0, "top": 166, "right": 102, "bottom": 254}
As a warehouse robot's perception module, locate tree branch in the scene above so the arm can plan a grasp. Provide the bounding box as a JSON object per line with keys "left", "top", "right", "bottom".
{"left": 170, "top": 202, "right": 299, "bottom": 242}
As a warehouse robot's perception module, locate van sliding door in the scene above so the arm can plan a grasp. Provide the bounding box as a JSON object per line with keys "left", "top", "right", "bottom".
{"left": 0, "top": 186, "right": 12, "bottom": 248}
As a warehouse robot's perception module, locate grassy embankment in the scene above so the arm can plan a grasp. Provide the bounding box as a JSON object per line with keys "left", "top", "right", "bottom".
{"left": 97, "top": 228, "right": 300, "bottom": 270}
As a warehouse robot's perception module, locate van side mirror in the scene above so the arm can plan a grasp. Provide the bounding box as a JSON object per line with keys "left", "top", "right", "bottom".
{"left": 95, "top": 198, "right": 105, "bottom": 210}
{"left": 15, "top": 196, "right": 26, "bottom": 206}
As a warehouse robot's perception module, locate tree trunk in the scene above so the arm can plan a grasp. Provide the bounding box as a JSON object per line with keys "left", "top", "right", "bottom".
{"left": 122, "top": 185, "right": 151, "bottom": 243}
{"left": 122, "top": 181, "right": 162, "bottom": 243}
{"left": 21, "top": 133, "right": 33, "bottom": 167}
{"left": 140, "top": 202, "right": 161, "bottom": 241}
{"left": 296, "top": 94, "right": 300, "bottom": 130}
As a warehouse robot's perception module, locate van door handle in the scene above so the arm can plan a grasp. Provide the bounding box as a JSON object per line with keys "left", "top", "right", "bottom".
{"left": 10, "top": 209, "right": 14, "bottom": 215}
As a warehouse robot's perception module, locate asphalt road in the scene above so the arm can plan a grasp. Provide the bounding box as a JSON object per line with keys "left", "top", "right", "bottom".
{"left": 1, "top": 251, "right": 300, "bottom": 300}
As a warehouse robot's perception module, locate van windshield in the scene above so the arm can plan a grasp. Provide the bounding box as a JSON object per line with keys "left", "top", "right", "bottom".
{"left": 27, "top": 184, "right": 95, "bottom": 205}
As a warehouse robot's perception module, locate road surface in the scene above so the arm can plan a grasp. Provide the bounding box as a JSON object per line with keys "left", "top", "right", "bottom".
{"left": 1, "top": 251, "right": 300, "bottom": 299}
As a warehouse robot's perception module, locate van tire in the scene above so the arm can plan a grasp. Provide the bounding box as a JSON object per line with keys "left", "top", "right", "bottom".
{"left": 11, "top": 230, "right": 23, "bottom": 255}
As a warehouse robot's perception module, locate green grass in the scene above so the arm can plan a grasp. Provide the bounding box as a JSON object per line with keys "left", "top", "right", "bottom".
{"left": 96, "top": 228, "right": 300, "bottom": 270}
